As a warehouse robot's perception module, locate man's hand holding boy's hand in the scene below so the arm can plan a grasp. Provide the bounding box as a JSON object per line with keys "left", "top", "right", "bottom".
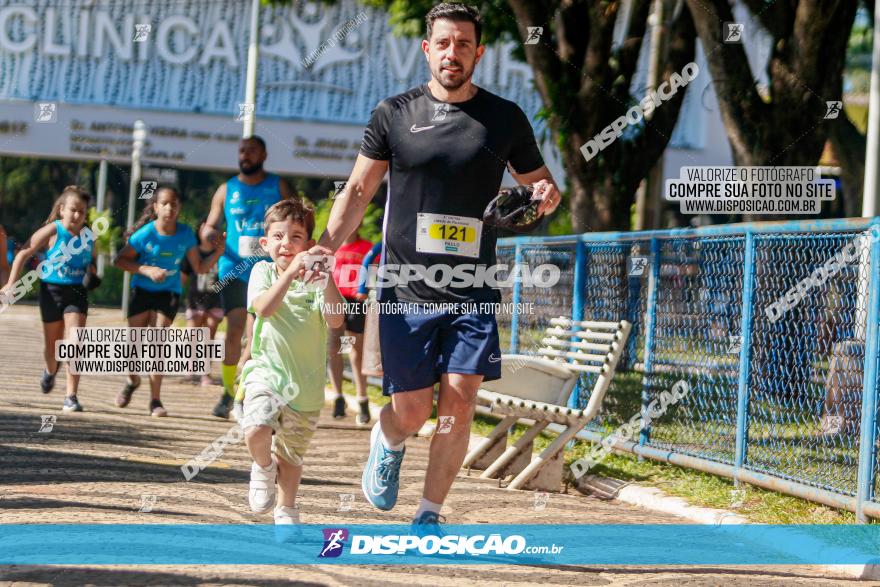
{"left": 285, "top": 245, "right": 334, "bottom": 285}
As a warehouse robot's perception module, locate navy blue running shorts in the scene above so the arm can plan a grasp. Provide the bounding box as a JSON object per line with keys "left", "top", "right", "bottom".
{"left": 378, "top": 300, "right": 502, "bottom": 395}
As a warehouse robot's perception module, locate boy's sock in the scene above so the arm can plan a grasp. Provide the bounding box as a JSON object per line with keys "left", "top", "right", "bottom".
{"left": 221, "top": 364, "right": 237, "bottom": 398}
{"left": 414, "top": 497, "right": 442, "bottom": 519}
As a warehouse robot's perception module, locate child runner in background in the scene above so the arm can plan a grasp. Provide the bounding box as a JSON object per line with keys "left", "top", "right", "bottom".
{"left": 327, "top": 228, "right": 373, "bottom": 425}
{"left": 0, "top": 224, "right": 9, "bottom": 286}
{"left": 1, "top": 186, "right": 98, "bottom": 411}
{"left": 113, "top": 187, "right": 224, "bottom": 417}
{"left": 241, "top": 199, "right": 343, "bottom": 524}
{"left": 181, "top": 217, "right": 224, "bottom": 387}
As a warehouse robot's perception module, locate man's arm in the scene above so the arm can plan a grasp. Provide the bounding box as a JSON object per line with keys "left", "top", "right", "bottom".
{"left": 1, "top": 223, "right": 54, "bottom": 290}
{"left": 510, "top": 165, "right": 562, "bottom": 217}
{"left": 321, "top": 276, "right": 345, "bottom": 329}
{"left": 317, "top": 154, "right": 388, "bottom": 253}
{"left": 200, "top": 183, "right": 227, "bottom": 245}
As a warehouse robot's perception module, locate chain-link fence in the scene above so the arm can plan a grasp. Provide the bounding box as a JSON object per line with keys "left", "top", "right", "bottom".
{"left": 497, "top": 218, "right": 880, "bottom": 521}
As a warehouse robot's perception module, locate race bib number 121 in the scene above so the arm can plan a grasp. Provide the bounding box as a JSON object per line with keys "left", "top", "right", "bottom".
{"left": 416, "top": 213, "right": 482, "bottom": 258}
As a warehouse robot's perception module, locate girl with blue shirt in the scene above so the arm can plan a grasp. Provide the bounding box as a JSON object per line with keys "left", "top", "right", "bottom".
{"left": 114, "top": 187, "right": 224, "bottom": 417}
{"left": 1, "top": 186, "right": 99, "bottom": 412}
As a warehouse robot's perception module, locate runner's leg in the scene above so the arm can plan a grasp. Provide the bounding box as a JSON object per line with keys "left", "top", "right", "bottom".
{"left": 246, "top": 425, "right": 273, "bottom": 467}
{"left": 126, "top": 310, "right": 151, "bottom": 388}
{"left": 361, "top": 386, "right": 433, "bottom": 511}
{"left": 327, "top": 323, "right": 345, "bottom": 396}
{"left": 349, "top": 330, "right": 368, "bottom": 401}
{"left": 232, "top": 312, "right": 255, "bottom": 406}
{"left": 381, "top": 387, "right": 434, "bottom": 446}
{"left": 276, "top": 458, "right": 303, "bottom": 508}
{"left": 185, "top": 310, "right": 203, "bottom": 382}
{"left": 237, "top": 312, "right": 255, "bottom": 374}
{"left": 204, "top": 311, "right": 222, "bottom": 385}
{"left": 148, "top": 312, "right": 174, "bottom": 401}
{"left": 422, "top": 373, "right": 482, "bottom": 505}
{"left": 206, "top": 311, "right": 221, "bottom": 341}
{"left": 42, "top": 320, "right": 64, "bottom": 376}
{"left": 222, "top": 307, "right": 246, "bottom": 395}
{"left": 327, "top": 323, "right": 346, "bottom": 418}
{"left": 62, "top": 311, "right": 86, "bottom": 398}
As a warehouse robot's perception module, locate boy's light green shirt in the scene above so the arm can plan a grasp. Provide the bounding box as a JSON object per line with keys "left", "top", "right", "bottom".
{"left": 241, "top": 260, "right": 326, "bottom": 412}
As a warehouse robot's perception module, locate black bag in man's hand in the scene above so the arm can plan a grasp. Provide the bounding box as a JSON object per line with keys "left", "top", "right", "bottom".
{"left": 482, "top": 185, "right": 544, "bottom": 233}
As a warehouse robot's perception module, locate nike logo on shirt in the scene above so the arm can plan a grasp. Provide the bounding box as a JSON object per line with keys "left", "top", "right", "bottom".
{"left": 410, "top": 124, "right": 436, "bottom": 133}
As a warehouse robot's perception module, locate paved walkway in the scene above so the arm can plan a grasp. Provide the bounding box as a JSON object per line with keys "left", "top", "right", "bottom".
{"left": 0, "top": 304, "right": 872, "bottom": 586}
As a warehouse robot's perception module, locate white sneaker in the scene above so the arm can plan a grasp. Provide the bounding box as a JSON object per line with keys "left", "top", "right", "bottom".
{"left": 274, "top": 505, "right": 300, "bottom": 524}
{"left": 231, "top": 399, "right": 244, "bottom": 423}
{"left": 273, "top": 505, "right": 302, "bottom": 543}
{"left": 248, "top": 459, "right": 277, "bottom": 513}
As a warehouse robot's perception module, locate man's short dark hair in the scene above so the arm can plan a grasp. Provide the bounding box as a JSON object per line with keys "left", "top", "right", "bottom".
{"left": 243, "top": 135, "right": 266, "bottom": 151}
{"left": 426, "top": 3, "right": 482, "bottom": 44}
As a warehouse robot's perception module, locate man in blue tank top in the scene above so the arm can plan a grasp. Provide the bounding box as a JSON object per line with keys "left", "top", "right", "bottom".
{"left": 201, "top": 136, "right": 293, "bottom": 419}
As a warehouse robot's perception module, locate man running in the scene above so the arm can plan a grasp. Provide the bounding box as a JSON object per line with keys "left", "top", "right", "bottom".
{"left": 202, "top": 136, "right": 293, "bottom": 418}
{"left": 318, "top": 3, "right": 561, "bottom": 528}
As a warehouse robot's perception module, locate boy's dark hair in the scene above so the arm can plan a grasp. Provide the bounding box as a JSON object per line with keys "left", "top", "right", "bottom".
{"left": 426, "top": 3, "right": 482, "bottom": 44}
{"left": 263, "top": 199, "right": 315, "bottom": 237}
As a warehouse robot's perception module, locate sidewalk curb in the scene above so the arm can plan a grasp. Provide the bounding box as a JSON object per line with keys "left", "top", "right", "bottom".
{"left": 603, "top": 483, "right": 879, "bottom": 580}
{"left": 332, "top": 384, "right": 876, "bottom": 580}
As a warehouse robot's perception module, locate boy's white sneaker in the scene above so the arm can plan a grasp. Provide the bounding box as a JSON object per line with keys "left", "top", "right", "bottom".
{"left": 248, "top": 459, "right": 277, "bottom": 513}
{"left": 273, "top": 505, "right": 302, "bottom": 543}
{"left": 274, "top": 505, "right": 300, "bottom": 524}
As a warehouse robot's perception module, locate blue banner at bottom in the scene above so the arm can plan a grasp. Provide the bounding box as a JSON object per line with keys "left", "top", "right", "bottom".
{"left": 1, "top": 524, "right": 879, "bottom": 565}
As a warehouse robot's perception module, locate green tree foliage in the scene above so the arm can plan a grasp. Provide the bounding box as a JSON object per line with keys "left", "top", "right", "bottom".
{"left": 312, "top": 194, "right": 384, "bottom": 244}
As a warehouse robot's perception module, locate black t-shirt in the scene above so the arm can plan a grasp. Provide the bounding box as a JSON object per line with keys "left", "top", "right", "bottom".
{"left": 360, "top": 84, "right": 545, "bottom": 303}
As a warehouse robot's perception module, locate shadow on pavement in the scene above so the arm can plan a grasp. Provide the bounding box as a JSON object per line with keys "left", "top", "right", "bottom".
{"left": 0, "top": 567, "right": 325, "bottom": 586}
{"left": 0, "top": 497, "right": 200, "bottom": 517}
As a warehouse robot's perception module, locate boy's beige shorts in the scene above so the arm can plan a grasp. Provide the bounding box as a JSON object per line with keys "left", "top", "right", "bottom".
{"left": 241, "top": 383, "right": 320, "bottom": 466}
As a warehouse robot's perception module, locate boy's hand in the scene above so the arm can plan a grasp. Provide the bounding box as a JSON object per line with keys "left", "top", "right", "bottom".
{"left": 285, "top": 246, "right": 333, "bottom": 283}
{"left": 305, "top": 254, "right": 336, "bottom": 288}
{"left": 141, "top": 266, "right": 167, "bottom": 283}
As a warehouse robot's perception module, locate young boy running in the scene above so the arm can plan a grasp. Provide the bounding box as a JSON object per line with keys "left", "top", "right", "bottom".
{"left": 240, "top": 199, "right": 344, "bottom": 524}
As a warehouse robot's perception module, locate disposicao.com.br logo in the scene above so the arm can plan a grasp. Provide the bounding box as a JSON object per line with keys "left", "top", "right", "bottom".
{"left": 319, "top": 528, "right": 349, "bottom": 558}
{"left": 318, "top": 528, "right": 563, "bottom": 557}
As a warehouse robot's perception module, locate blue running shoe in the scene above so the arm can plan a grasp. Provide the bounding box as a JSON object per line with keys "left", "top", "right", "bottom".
{"left": 411, "top": 511, "right": 447, "bottom": 538}
{"left": 361, "top": 421, "right": 405, "bottom": 511}
{"left": 40, "top": 369, "right": 57, "bottom": 394}
{"left": 62, "top": 395, "right": 83, "bottom": 412}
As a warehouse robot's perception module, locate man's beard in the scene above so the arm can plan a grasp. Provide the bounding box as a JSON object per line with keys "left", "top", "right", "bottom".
{"left": 434, "top": 61, "right": 474, "bottom": 90}
{"left": 239, "top": 161, "right": 263, "bottom": 175}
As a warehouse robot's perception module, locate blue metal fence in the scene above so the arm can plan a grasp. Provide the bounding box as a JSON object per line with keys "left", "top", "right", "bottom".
{"left": 497, "top": 217, "right": 880, "bottom": 522}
